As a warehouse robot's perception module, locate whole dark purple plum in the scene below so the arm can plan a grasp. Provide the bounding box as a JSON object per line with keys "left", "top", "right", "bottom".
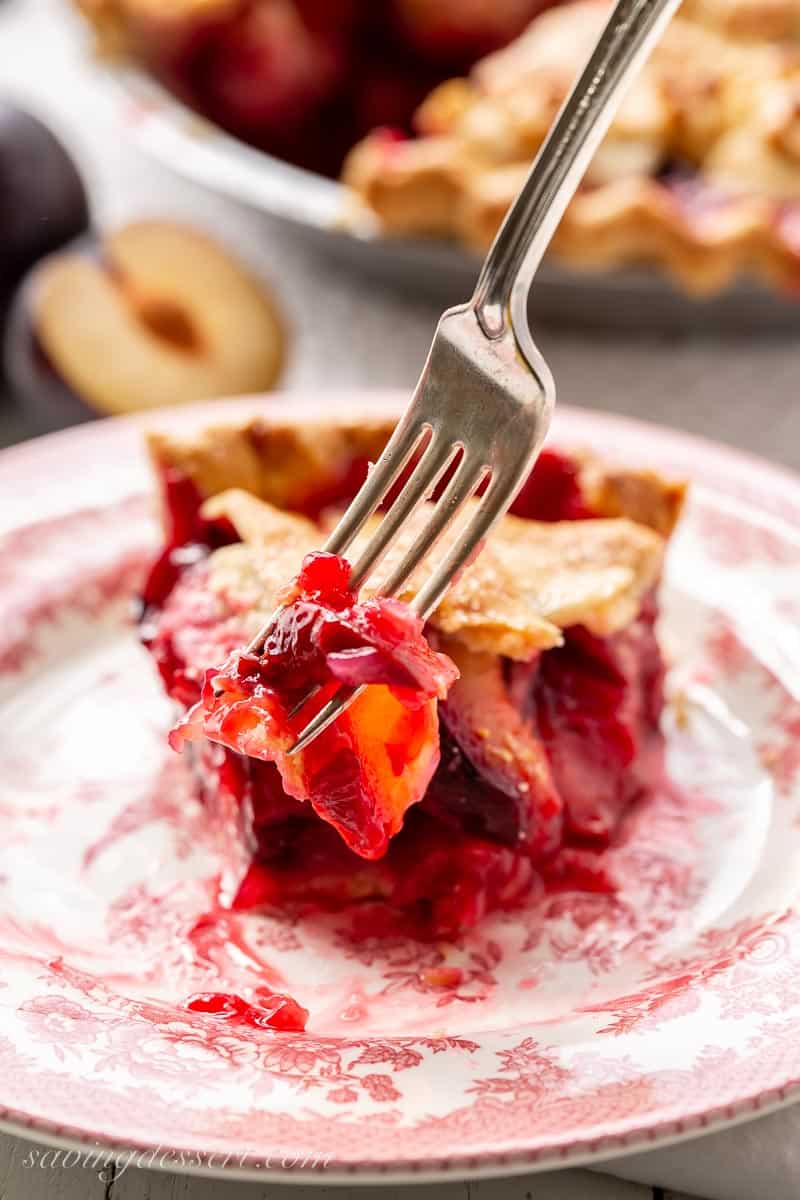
{"left": 0, "top": 100, "right": 90, "bottom": 332}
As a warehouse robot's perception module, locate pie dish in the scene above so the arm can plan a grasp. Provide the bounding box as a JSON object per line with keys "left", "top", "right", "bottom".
{"left": 1, "top": 397, "right": 799, "bottom": 1178}
{"left": 75, "top": 0, "right": 800, "bottom": 296}
{"left": 141, "top": 410, "right": 686, "bottom": 958}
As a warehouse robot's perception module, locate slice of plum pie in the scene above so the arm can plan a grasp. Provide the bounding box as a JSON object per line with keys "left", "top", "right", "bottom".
{"left": 141, "top": 410, "right": 685, "bottom": 942}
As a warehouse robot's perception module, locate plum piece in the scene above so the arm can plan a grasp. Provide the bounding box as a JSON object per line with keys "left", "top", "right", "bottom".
{"left": 435, "top": 639, "right": 563, "bottom": 860}
{"left": 4, "top": 221, "right": 285, "bottom": 425}
{"left": 171, "top": 552, "right": 458, "bottom": 860}
{"left": 423, "top": 727, "right": 532, "bottom": 847}
{"left": 0, "top": 101, "right": 88, "bottom": 342}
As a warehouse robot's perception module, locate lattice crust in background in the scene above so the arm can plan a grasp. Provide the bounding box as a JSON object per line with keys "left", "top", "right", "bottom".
{"left": 344, "top": 0, "right": 800, "bottom": 293}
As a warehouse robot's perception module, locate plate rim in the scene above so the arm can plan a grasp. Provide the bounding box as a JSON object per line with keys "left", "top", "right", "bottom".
{"left": 0, "top": 1083, "right": 797, "bottom": 1186}
{"left": 1, "top": 393, "right": 799, "bottom": 1182}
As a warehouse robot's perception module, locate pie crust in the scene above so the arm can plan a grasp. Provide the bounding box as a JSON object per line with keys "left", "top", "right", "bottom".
{"left": 343, "top": 0, "right": 800, "bottom": 293}
{"left": 146, "top": 412, "right": 685, "bottom": 532}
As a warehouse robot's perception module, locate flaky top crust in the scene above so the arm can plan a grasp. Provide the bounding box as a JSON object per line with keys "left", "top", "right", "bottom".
{"left": 203, "top": 489, "right": 664, "bottom": 659}
{"left": 146, "top": 414, "right": 392, "bottom": 514}
{"left": 148, "top": 412, "right": 683, "bottom": 660}
{"left": 146, "top": 412, "right": 685, "bottom": 535}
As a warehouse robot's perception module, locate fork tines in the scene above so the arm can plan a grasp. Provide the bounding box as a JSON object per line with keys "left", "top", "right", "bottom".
{"left": 247, "top": 303, "right": 554, "bottom": 753}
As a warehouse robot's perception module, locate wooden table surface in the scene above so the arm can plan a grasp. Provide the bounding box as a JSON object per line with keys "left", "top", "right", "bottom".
{"left": 2, "top": 1, "right": 799, "bottom": 1197}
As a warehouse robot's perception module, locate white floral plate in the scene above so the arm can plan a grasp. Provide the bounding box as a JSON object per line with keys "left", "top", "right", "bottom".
{"left": 0, "top": 394, "right": 799, "bottom": 1183}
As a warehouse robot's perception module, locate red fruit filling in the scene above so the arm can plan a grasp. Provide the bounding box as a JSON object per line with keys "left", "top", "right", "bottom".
{"left": 119, "top": 0, "right": 558, "bottom": 177}
{"left": 143, "top": 445, "right": 666, "bottom": 938}
{"left": 228, "top": 808, "right": 537, "bottom": 940}
{"left": 170, "top": 551, "right": 458, "bottom": 859}
{"left": 535, "top": 594, "right": 664, "bottom": 843}
{"left": 185, "top": 988, "right": 309, "bottom": 1032}
{"left": 510, "top": 447, "right": 593, "bottom": 522}
{"left": 140, "top": 469, "right": 237, "bottom": 615}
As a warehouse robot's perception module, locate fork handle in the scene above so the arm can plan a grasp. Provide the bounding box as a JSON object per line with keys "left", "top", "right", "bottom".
{"left": 471, "top": 0, "right": 683, "bottom": 339}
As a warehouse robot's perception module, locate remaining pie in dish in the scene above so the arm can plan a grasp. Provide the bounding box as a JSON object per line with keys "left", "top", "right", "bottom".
{"left": 73, "top": 0, "right": 553, "bottom": 176}
{"left": 76, "top": 0, "right": 800, "bottom": 295}
{"left": 344, "top": 0, "right": 800, "bottom": 293}
{"left": 141, "top": 409, "right": 685, "bottom": 939}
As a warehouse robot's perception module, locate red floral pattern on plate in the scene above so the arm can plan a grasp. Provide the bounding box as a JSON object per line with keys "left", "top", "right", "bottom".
{"left": 0, "top": 396, "right": 798, "bottom": 1181}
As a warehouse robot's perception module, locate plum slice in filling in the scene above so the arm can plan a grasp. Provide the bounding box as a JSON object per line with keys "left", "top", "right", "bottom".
{"left": 143, "top": 426, "right": 681, "bottom": 938}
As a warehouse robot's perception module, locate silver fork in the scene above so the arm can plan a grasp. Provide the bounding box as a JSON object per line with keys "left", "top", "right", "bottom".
{"left": 249, "top": 0, "right": 683, "bottom": 754}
